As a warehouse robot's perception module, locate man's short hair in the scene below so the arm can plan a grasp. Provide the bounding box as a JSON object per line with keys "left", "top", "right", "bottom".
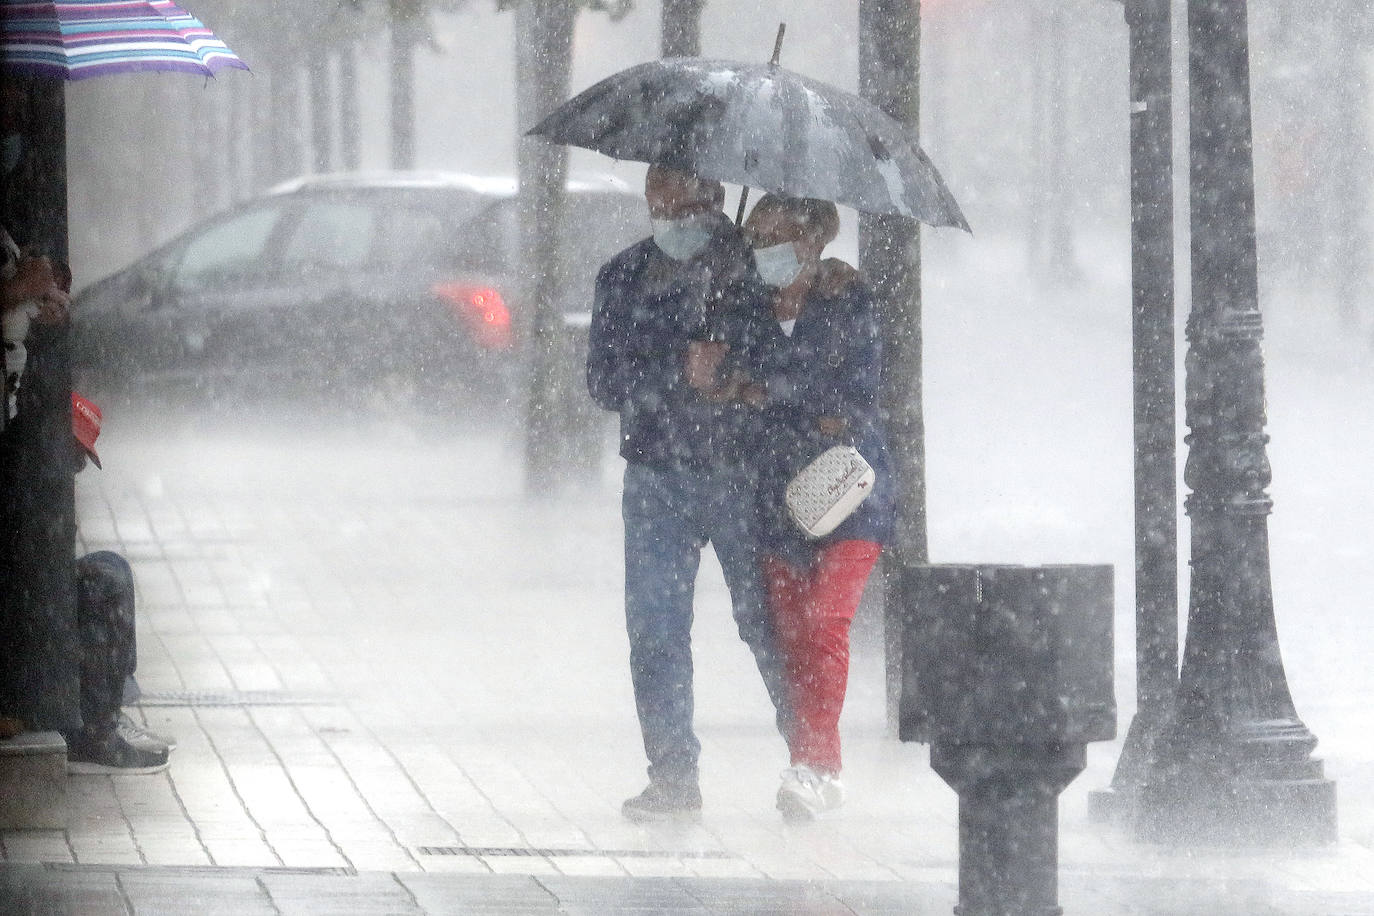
{"left": 751, "top": 193, "right": 841, "bottom": 246}
{"left": 646, "top": 164, "right": 724, "bottom": 210}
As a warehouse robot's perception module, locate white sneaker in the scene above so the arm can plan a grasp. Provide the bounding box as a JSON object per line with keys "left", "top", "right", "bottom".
{"left": 117, "top": 712, "right": 177, "bottom": 753}
{"left": 776, "top": 764, "right": 845, "bottom": 821}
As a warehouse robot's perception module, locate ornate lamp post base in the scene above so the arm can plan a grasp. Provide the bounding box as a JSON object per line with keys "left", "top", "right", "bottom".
{"left": 1132, "top": 0, "right": 1338, "bottom": 846}
{"left": 1139, "top": 744, "right": 1336, "bottom": 845}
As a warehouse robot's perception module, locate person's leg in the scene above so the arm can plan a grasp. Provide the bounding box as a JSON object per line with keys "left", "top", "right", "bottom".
{"left": 790, "top": 540, "right": 881, "bottom": 775}
{"left": 72, "top": 552, "right": 136, "bottom": 742}
{"left": 762, "top": 553, "right": 809, "bottom": 758}
{"left": 622, "top": 463, "right": 705, "bottom": 797}
{"left": 66, "top": 552, "right": 167, "bottom": 773}
{"left": 705, "top": 463, "right": 792, "bottom": 745}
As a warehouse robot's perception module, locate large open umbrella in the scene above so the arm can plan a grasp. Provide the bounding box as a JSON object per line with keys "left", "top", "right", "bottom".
{"left": 528, "top": 55, "right": 967, "bottom": 230}
{"left": 0, "top": 0, "right": 248, "bottom": 80}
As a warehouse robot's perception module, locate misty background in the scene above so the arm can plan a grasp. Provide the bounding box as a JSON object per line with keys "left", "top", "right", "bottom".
{"left": 63, "top": 0, "right": 1371, "bottom": 332}
{"left": 48, "top": 0, "right": 1374, "bottom": 851}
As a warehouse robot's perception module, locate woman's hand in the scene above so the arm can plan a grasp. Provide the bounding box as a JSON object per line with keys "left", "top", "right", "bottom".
{"left": 817, "top": 415, "right": 848, "bottom": 437}
{"left": 685, "top": 339, "right": 728, "bottom": 391}
{"left": 814, "top": 258, "right": 860, "bottom": 298}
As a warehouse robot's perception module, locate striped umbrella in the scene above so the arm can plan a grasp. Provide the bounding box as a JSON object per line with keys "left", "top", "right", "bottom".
{"left": 0, "top": 0, "right": 248, "bottom": 80}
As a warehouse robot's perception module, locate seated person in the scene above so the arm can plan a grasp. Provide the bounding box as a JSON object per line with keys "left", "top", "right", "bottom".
{"left": 64, "top": 393, "right": 174, "bottom": 774}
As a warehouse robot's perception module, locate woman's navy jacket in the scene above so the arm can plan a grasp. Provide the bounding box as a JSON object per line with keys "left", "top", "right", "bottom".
{"left": 725, "top": 275, "right": 896, "bottom": 563}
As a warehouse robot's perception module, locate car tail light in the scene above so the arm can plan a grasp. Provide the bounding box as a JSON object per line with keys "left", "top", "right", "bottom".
{"left": 433, "top": 283, "right": 513, "bottom": 350}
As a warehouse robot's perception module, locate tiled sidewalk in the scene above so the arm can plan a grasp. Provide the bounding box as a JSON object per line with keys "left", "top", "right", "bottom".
{"left": 2, "top": 415, "right": 1373, "bottom": 914}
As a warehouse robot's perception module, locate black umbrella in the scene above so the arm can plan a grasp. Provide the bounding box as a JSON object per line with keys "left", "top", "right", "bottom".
{"left": 527, "top": 54, "right": 969, "bottom": 231}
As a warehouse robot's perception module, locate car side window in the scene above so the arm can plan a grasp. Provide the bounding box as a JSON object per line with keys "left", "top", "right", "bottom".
{"left": 172, "top": 204, "right": 285, "bottom": 290}
{"left": 377, "top": 206, "right": 449, "bottom": 270}
{"left": 450, "top": 199, "right": 518, "bottom": 274}
{"left": 561, "top": 194, "right": 649, "bottom": 286}
{"left": 282, "top": 200, "right": 376, "bottom": 273}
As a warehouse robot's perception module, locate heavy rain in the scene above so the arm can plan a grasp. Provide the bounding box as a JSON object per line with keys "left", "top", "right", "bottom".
{"left": 1, "top": 0, "right": 1372, "bottom": 913}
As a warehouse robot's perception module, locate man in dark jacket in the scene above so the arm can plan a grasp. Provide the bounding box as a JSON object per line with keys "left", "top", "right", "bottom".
{"left": 587, "top": 165, "right": 790, "bottom": 822}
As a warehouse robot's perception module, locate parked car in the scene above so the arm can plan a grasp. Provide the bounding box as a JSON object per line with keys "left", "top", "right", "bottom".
{"left": 71, "top": 171, "right": 648, "bottom": 410}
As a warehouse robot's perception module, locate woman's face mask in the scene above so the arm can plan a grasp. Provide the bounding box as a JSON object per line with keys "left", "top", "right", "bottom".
{"left": 651, "top": 213, "right": 713, "bottom": 261}
{"left": 752, "top": 241, "right": 804, "bottom": 288}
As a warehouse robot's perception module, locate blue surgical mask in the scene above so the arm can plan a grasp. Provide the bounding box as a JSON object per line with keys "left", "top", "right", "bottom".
{"left": 1, "top": 134, "right": 22, "bottom": 176}
{"left": 753, "top": 241, "right": 804, "bottom": 288}
{"left": 651, "top": 214, "right": 713, "bottom": 261}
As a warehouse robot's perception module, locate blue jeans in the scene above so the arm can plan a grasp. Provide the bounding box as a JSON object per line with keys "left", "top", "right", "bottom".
{"left": 622, "top": 462, "right": 791, "bottom": 789}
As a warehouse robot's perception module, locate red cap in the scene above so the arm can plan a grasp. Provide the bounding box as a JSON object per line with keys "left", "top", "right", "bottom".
{"left": 71, "top": 392, "right": 102, "bottom": 469}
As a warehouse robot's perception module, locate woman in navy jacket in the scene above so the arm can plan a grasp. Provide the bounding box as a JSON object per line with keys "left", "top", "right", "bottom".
{"left": 696, "top": 193, "right": 894, "bottom": 820}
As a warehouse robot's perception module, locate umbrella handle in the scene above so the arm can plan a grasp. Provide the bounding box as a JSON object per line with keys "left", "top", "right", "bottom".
{"left": 770, "top": 23, "right": 786, "bottom": 67}
{"left": 735, "top": 187, "right": 750, "bottom": 227}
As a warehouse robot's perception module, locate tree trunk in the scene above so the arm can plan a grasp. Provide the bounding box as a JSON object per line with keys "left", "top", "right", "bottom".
{"left": 858, "top": 0, "right": 925, "bottom": 732}
{"left": 309, "top": 52, "right": 333, "bottom": 174}
{"left": 516, "top": 0, "right": 577, "bottom": 494}
{"left": 390, "top": 2, "right": 421, "bottom": 170}
{"left": 1331, "top": 0, "right": 1369, "bottom": 329}
{"left": 339, "top": 44, "right": 362, "bottom": 172}
{"left": 0, "top": 78, "right": 81, "bottom": 732}
{"left": 1045, "top": 1, "right": 1078, "bottom": 282}
{"left": 661, "top": 0, "right": 705, "bottom": 57}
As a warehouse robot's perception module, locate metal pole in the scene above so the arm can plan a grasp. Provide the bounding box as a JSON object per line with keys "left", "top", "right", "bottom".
{"left": 1138, "top": 0, "right": 1336, "bottom": 845}
{"left": 1090, "top": 0, "right": 1178, "bottom": 824}
{"left": 858, "top": 0, "right": 927, "bottom": 732}
{"left": 516, "top": 0, "right": 576, "bottom": 495}
{"left": 660, "top": 0, "right": 704, "bottom": 58}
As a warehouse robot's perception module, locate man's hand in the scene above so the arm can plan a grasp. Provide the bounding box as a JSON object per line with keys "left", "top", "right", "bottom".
{"left": 685, "top": 339, "right": 729, "bottom": 391}
{"left": 32, "top": 289, "right": 70, "bottom": 325}
{"left": 3, "top": 255, "right": 69, "bottom": 321}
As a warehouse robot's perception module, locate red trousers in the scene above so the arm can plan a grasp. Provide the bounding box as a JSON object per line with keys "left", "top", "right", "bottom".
{"left": 763, "top": 540, "right": 882, "bottom": 775}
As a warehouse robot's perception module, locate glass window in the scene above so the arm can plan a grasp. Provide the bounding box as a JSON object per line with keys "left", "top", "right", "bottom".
{"left": 562, "top": 194, "right": 647, "bottom": 277}
{"left": 173, "top": 204, "right": 284, "bottom": 288}
{"left": 281, "top": 200, "right": 376, "bottom": 271}
{"left": 449, "top": 199, "right": 519, "bottom": 274}
{"left": 377, "top": 206, "right": 450, "bottom": 269}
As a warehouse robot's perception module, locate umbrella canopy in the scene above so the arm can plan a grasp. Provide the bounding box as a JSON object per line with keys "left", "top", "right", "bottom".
{"left": 0, "top": 0, "right": 248, "bottom": 80}
{"left": 529, "top": 57, "right": 968, "bottom": 230}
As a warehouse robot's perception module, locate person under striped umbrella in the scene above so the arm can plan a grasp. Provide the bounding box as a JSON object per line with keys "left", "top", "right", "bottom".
{"left": 0, "top": 0, "right": 248, "bottom": 80}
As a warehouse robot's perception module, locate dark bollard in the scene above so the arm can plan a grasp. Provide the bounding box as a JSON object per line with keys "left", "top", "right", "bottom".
{"left": 899, "top": 564, "right": 1115, "bottom": 916}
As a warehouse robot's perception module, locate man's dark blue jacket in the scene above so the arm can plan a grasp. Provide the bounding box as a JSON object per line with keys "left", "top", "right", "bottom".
{"left": 586, "top": 215, "right": 752, "bottom": 469}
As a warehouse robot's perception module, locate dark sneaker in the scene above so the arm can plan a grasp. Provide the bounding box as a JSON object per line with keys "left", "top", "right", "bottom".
{"left": 622, "top": 782, "right": 702, "bottom": 824}
{"left": 67, "top": 734, "right": 170, "bottom": 775}
{"left": 117, "top": 712, "right": 177, "bottom": 752}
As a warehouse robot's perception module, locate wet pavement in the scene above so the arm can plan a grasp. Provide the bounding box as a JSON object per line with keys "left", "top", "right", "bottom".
{"left": 5, "top": 240, "right": 1374, "bottom": 913}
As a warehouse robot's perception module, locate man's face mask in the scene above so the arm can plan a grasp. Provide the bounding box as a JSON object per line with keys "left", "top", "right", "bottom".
{"left": 651, "top": 213, "right": 713, "bottom": 261}
{"left": 2, "top": 134, "right": 22, "bottom": 176}
{"left": 753, "top": 241, "right": 804, "bottom": 288}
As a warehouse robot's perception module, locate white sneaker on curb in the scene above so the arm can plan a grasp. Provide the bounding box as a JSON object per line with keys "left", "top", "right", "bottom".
{"left": 776, "top": 764, "right": 845, "bottom": 821}
{"left": 117, "top": 712, "right": 176, "bottom": 752}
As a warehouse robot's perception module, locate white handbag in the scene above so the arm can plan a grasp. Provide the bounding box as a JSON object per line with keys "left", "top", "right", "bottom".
{"left": 784, "top": 445, "right": 876, "bottom": 538}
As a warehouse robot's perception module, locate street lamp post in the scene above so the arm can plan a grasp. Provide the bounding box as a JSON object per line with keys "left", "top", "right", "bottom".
{"left": 1090, "top": 0, "right": 1179, "bottom": 823}
{"left": 857, "top": 0, "right": 929, "bottom": 730}
{"left": 1138, "top": 0, "right": 1336, "bottom": 845}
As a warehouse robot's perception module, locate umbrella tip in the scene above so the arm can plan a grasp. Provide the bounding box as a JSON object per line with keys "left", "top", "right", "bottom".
{"left": 770, "top": 23, "right": 786, "bottom": 67}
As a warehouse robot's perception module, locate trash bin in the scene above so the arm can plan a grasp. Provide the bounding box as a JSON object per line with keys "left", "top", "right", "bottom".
{"left": 897, "top": 563, "right": 1115, "bottom": 916}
